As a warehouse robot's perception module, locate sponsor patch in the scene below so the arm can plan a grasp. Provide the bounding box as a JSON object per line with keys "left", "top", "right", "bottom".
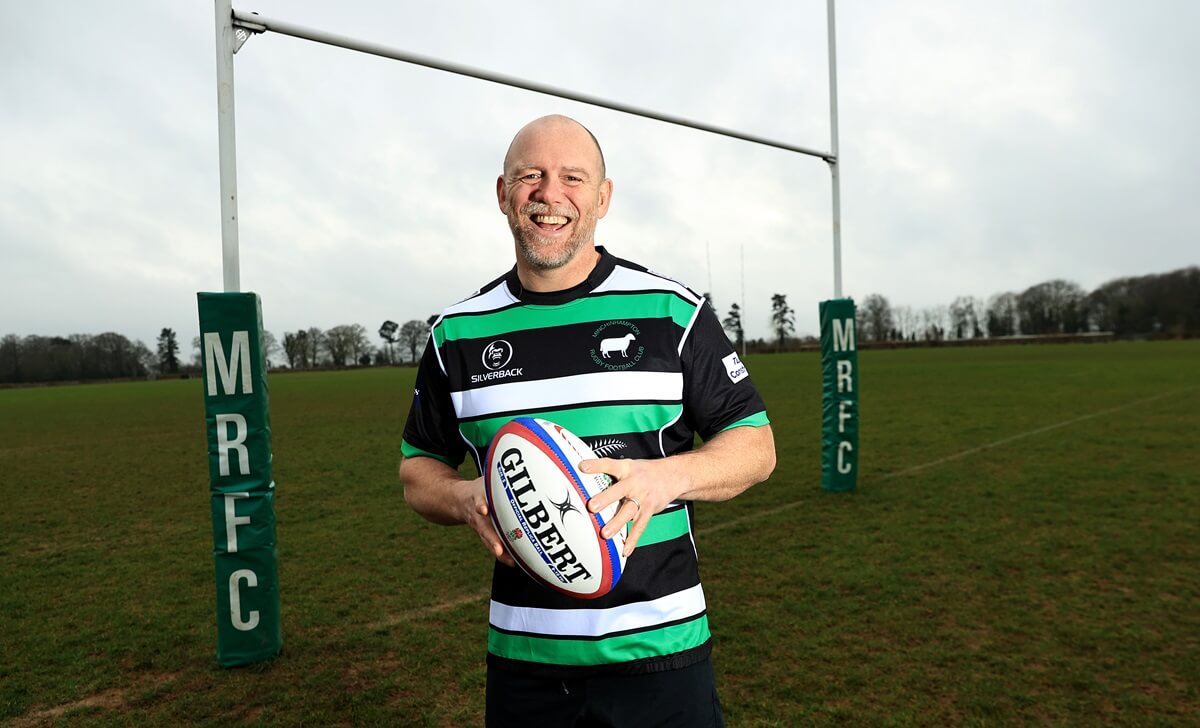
{"left": 722, "top": 352, "right": 748, "bottom": 383}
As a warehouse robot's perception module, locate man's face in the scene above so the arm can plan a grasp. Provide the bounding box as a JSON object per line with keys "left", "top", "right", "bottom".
{"left": 497, "top": 120, "right": 612, "bottom": 271}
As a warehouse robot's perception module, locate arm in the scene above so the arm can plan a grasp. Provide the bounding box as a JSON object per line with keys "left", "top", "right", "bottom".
{"left": 581, "top": 423, "right": 776, "bottom": 556}
{"left": 399, "top": 455, "right": 515, "bottom": 566}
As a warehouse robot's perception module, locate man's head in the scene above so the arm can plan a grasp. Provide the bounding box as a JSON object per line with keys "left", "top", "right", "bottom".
{"left": 497, "top": 115, "right": 612, "bottom": 272}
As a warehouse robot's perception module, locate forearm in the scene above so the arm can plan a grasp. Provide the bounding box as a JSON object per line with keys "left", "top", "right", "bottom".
{"left": 399, "top": 456, "right": 476, "bottom": 525}
{"left": 672, "top": 424, "right": 776, "bottom": 502}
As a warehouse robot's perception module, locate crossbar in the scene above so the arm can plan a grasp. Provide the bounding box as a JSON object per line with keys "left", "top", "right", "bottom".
{"left": 231, "top": 9, "right": 836, "bottom": 163}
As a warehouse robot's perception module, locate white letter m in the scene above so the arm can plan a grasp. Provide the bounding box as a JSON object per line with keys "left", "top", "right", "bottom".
{"left": 205, "top": 331, "right": 253, "bottom": 396}
{"left": 832, "top": 318, "right": 856, "bottom": 352}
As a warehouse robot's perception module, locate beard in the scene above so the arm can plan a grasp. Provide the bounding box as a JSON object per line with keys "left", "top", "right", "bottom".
{"left": 506, "top": 200, "right": 598, "bottom": 271}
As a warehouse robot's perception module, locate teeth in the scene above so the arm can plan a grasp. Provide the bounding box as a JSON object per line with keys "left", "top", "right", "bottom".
{"left": 533, "top": 215, "right": 568, "bottom": 225}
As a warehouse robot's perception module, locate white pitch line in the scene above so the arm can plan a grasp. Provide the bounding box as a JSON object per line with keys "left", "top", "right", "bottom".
{"left": 379, "top": 386, "right": 1197, "bottom": 625}
{"left": 881, "top": 385, "right": 1196, "bottom": 480}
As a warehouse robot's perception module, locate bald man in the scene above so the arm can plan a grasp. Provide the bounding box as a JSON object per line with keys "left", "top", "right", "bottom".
{"left": 400, "top": 115, "right": 775, "bottom": 727}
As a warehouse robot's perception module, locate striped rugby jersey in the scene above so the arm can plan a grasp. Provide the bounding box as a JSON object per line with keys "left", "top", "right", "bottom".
{"left": 401, "top": 246, "right": 769, "bottom": 676}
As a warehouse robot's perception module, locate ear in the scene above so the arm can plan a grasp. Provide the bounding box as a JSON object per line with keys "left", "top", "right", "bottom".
{"left": 496, "top": 175, "right": 509, "bottom": 214}
{"left": 595, "top": 178, "right": 613, "bottom": 220}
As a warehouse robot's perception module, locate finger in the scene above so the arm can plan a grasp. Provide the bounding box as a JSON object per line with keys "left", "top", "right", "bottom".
{"left": 579, "top": 457, "right": 628, "bottom": 481}
{"left": 479, "top": 527, "right": 516, "bottom": 567}
{"left": 601, "top": 498, "right": 639, "bottom": 540}
{"left": 622, "top": 513, "right": 650, "bottom": 557}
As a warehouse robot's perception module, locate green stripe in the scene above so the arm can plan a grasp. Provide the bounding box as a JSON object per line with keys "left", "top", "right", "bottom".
{"left": 638, "top": 508, "right": 690, "bottom": 547}
{"left": 488, "top": 614, "right": 710, "bottom": 666}
{"left": 437, "top": 292, "right": 697, "bottom": 345}
{"left": 400, "top": 439, "right": 455, "bottom": 466}
{"left": 720, "top": 411, "right": 770, "bottom": 431}
{"left": 461, "top": 403, "right": 682, "bottom": 449}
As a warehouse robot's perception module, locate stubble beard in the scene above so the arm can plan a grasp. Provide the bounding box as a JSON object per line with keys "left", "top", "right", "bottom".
{"left": 506, "top": 201, "right": 598, "bottom": 271}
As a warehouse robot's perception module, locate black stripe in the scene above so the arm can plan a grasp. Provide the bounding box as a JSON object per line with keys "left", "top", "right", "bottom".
{"left": 443, "top": 318, "right": 683, "bottom": 390}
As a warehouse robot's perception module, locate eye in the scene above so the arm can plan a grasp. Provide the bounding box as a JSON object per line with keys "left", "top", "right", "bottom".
{"left": 519, "top": 172, "right": 542, "bottom": 183}
{"left": 563, "top": 175, "right": 584, "bottom": 185}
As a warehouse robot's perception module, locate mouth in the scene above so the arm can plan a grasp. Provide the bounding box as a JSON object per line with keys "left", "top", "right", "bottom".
{"left": 531, "top": 214, "right": 572, "bottom": 232}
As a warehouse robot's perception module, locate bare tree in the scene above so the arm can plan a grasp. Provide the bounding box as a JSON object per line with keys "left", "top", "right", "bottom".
{"left": 305, "top": 327, "right": 324, "bottom": 367}
{"left": 857, "top": 294, "right": 893, "bottom": 342}
{"left": 260, "top": 330, "right": 281, "bottom": 368}
{"left": 986, "top": 293, "right": 1019, "bottom": 337}
{"left": 325, "top": 325, "right": 355, "bottom": 367}
{"left": 948, "top": 297, "right": 983, "bottom": 340}
{"left": 1017, "top": 280, "right": 1086, "bottom": 335}
{"left": 398, "top": 319, "right": 432, "bottom": 363}
{"left": 919, "top": 305, "right": 948, "bottom": 341}
{"left": 346, "top": 324, "right": 372, "bottom": 365}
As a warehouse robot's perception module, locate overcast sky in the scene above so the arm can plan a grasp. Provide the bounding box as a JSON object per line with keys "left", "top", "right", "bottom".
{"left": 2, "top": 1, "right": 1197, "bottom": 350}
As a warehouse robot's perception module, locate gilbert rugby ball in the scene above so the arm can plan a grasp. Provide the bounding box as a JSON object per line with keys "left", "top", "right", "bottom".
{"left": 484, "top": 417, "right": 627, "bottom": 599}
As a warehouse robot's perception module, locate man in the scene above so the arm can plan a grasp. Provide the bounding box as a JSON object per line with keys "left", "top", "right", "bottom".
{"left": 400, "top": 114, "right": 775, "bottom": 727}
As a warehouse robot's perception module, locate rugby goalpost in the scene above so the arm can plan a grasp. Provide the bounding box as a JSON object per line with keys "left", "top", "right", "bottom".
{"left": 201, "top": 0, "right": 858, "bottom": 667}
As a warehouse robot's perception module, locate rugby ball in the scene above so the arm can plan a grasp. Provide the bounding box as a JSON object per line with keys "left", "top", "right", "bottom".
{"left": 484, "top": 417, "right": 626, "bottom": 599}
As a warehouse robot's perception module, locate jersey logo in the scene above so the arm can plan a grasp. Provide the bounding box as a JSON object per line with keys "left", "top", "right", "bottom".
{"left": 589, "top": 321, "right": 646, "bottom": 371}
{"left": 471, "top": 340, "right": 524, "bottom": 384}
{"left": 482, "top": 340, "right": 513, "bottom": 370}
{"left": 722, "top": 352, "right": 749, "bottom": 383}
{"left": 587, "top": 438, "right": 628, "bottom": 458}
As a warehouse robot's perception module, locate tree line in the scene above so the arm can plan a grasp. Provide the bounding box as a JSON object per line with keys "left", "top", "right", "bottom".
{"left": 708, "top": 266, "right": 1197, "bottom": 352}
{"left": 0, "top": 319, "right": 434, "bottom": 385}
{"left": 3, "top": 266, "right": 1193, "bottom": 384}
{"left": 850, "top": 267, "right": 1198, "bottom": 344}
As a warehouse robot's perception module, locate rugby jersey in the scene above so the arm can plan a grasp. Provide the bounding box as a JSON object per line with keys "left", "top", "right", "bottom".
{"left": 401, "top": 246, "right": 769, "bottom": 676}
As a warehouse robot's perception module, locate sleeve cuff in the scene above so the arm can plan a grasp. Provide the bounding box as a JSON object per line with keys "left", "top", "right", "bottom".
{"left": 719, "top": 411, "right": 771, "bottom": 432}
{"left": 400, "top": 439, "right": 456, "bottom": 466}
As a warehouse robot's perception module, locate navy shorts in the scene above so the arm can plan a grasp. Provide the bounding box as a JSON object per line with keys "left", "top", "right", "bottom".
{"left": 485, "top": 656, "right": 725, "bottom": 728}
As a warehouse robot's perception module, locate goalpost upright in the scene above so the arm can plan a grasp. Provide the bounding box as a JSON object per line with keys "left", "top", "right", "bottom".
{"left": 202, "top": 0, "right": 857, "bottom": 667}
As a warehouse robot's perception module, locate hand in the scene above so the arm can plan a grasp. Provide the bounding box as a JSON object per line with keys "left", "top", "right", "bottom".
{"left": 579, "top": 457, "right": 690, "bottom": 557}
{"left": 459, "top": 477, "right": 516, "bottom": 567}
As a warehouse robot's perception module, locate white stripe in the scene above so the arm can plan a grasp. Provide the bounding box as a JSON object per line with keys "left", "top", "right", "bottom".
{"left": 441, "top": 280, "right": 516, "bottom": 316}
{"left": 594, "top": 265, "right": 700, "bottom": 303}
{"left": 451, "top": 371, "right": 683, "bottom": 419}
{"left": 489, "top": 583, "right": 706, "bottom": 638}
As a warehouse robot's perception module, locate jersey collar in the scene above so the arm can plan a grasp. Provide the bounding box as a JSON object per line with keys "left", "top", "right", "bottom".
{"left": 505, "top": 246, "right": 617, "bottom": 305}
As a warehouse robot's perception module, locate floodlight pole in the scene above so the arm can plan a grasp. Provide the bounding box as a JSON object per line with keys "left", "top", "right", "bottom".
{"left": 215, "top": 0, "right": 241, "bottom": 293}
{"left": 828, "top": 0, "right": 843, "bottom": 299}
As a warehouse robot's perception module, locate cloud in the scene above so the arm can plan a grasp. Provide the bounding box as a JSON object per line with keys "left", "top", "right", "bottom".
{"left": 2, "top": 0, "right": 1197, "bottom": 349}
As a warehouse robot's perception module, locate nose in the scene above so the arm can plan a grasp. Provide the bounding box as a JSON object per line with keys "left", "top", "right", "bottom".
{"left": 530, "top": 175, "right": 565, "bottom": 205}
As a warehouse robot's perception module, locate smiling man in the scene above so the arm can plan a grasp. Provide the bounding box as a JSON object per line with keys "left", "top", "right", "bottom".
{"left": 399, "top": 115, "right": 775, "bottom": 727}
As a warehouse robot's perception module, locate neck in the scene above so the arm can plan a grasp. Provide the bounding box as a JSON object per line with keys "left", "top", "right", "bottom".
{"left": 515, "top": 245, "right": 601, "bottom": 293}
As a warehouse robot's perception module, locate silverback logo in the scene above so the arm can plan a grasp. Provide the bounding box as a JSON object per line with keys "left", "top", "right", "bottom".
{"left": 589, "top": 321, "right": 645, "bottom": 371}
{"left": 472, "top": 339, "right": 523, "bottom": 384}
{"left": 482, "top": 340, "right": 513, "bottom": 370}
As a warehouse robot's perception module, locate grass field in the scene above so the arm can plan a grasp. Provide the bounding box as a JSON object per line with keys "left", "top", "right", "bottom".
{"left": 1, "top": 341, "right": 1197, "bottom": 726}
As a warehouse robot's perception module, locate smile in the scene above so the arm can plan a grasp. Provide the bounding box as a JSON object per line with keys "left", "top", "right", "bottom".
{"left": 532, "top": 214, "right": 571, "bottom": 230}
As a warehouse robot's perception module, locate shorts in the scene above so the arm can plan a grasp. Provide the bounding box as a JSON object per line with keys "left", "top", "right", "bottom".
{"left": 485, "top": 656, "right": 725, "bottom": 728}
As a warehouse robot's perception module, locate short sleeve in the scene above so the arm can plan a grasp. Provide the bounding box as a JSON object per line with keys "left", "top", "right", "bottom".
{"left": 680, "top": 302, "right": 769, "bottom": 441}
{"left": 401, "top": 335, "right": 467, "bottom": 467}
